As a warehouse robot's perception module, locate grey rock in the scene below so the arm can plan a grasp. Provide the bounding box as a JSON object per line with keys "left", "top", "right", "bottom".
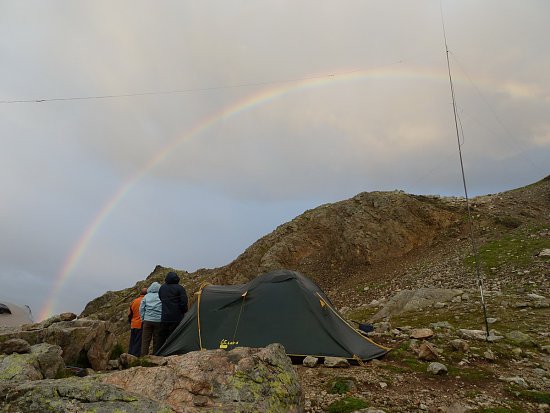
{"left": 371, "top": 288, "right": 463, "bottom": 321}
{"left": 538, "top": 248, "right": 550, "bottom": 257}
{"left": 374, "top": 321, "right": 392, "bottom": 333}
{"left": 324, "top": 356, "right": 350, "bottom": 368}
{"left": 457, "top": 329, "right": 487, "bottom": 340}
{"left": 458, "top": 329, "right": 503, "bottom": 342}
{"left": 427, "top": 362, "right": 448, "bottom": 375}
{"left": 108, "top": 359, "right": 120, "bottom": 370}
{"left": 118, "top": 352, "right": 138, "bottom": 368}
{"left": 439, "top": 402, "right": 472, "bottom": 413}
{"left": 0, "top": 318, "right": 117, "bottom": 371}
{"left": 533, "top": 368, "right": 548, "bottom": 377}
{"left": 431, "top": 321, "right": 453, "bottom": 330}
{"left": 142, "top": 355, "right": 168, "bottom": 366}
{"left": 0, "top": 377, "right": 172, "bottom": 413}
{"left": 410, "top": 328, "right": 434, "bottom": 339}
{"left": 0, "top": 338, "right": 31, "bottom": 355}
{"left": 499, "top": 376, "right": 529, "bottom": 387}
{"left": 30, "top": 343, "right": 65, "bottom": 379}
{"left": 416, "top": 342, "right": 438, "bottom": 361}
{"left": 527, "top": 293, "right": 545, "bottom": 300}
{"left": 58, "top": 312, "right": 77, "bottom": 321}
{"left": 303, "top": 355, "right": 319, "bottom": 367}
{"left": 506, "top": 330, "right": 533, "bottom": 346}
{"left": 0, "top": 343, "right": 64, "bottom": 381}
{"left": 450, "top": 339, "right": 470, "bottom": 352}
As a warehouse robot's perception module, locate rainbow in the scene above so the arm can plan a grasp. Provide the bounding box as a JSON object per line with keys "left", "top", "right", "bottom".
{"left": 39, "top": 61, "right": 463, "bottom": 320}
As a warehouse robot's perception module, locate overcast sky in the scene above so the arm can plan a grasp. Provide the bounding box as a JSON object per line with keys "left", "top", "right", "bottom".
{"left": 1, "top": 1, "right": 548, "bottom": 321}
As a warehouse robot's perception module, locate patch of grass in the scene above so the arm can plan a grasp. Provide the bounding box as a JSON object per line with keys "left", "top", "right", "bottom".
{"left": 471, "top": 408, "right": 526, "bottom": 413}
{"left": 448, "top": 366, "right": 493, "bottom": 382}
{"left": 109, "top": 343, "right": 124, "bottom": 360}
{"left": 346, "top": 307, "right": 378, "bottom": 323}
{"left": 55, "top": 368, "right": 77, "bottom": 379}
{"left": 326, "top": 396, "right": 369, "bottom": 413}
{"left": 328, "top": 377, "right": 356, "bottom": 395}
{"left": 512, "top": 389, "right": 550, "bottom": 404}
{"left": 379, "top": 363, "right": 408, "bottom": 373}
{"left": 385, "top": 341, "right": 410, "bottom": 361}
{"left": 465, "top": 235, "right": 550, "bottom": 271}
{"left": 401, "top": 358, "right": 426, "bottom": 373}
{"left": 493, "top": 216, "right": 522, "bottom": 229}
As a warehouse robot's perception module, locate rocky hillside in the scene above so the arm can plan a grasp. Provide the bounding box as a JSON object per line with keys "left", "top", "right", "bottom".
{"left": 81, "top": 189, "right": 463, "bottom": 335}
{"left": 82, "top": 176, "right": 549, "bottom": 329}
{"left": 79, "top": 175, "right": 550, "bottom": 412}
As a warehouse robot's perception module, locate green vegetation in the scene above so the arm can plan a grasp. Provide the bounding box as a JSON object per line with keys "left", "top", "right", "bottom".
{"left": 493, "top": 216, "right": 522, "bottom": 229}
{"left": 512, "top": 389, "right": 550, "bottom": 404}
{"left": 346, "top": 306, "right": 378, "bottom": 323}
{"left": 465, "top": 235, "right": 550, "bottom": 271}
{"left": 55, "top": 368, "right": 77, "bottom": 379}
{"left": 326, "top": 396, "right": 369, "bottom": 413}
{"left": 448, "top": 366, "right": 493, "bottom": 382}
{"left": 471, "top": 408, "right": 526, "bottom": 413}
{"left": 385, "top": 341, "right": 410, "bottom": 361}
{"left": 327, "top": 377, "right": 356, "bottom": 395}
{"left": 401, "top": 358, "right": 426, "bottom": 373}
{"left": 109, "top": 343, "right": 124, "bottom": 360}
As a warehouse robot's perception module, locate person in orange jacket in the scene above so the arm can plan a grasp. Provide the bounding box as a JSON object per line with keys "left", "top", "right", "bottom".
{"left": 128, "top": 287, "right": 147, "bottom": 356}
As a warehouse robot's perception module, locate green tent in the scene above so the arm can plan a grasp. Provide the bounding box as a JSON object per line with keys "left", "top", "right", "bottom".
{"left": 157, "top": 269, "right": 388, "bottom": 361}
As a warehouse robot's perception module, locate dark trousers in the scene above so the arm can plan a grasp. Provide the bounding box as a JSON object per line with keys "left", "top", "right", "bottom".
{"left": 157, "top": 322, "right": 178, "bottom": 352}
{"left": 128, "top": 328, "right": 142, "bottom": 357}
{"left": 141, "top": 321, "right": 162, "bottom": 355}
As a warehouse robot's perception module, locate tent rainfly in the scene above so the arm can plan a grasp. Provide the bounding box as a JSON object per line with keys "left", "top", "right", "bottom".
{"left": 157, "top": 269, "right": 388, "bottom": 361}
{"left": 0, "top": 301, "right": 33, "bottom": 327}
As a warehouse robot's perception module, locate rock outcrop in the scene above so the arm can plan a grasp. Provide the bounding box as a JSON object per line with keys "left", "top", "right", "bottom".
{"left": 102, "top": 343, "right": 303, "bottom": 413}
{"left": 0, "top": 343, "right": 64, "bottom": 381}
{"left": 0, "top": 377, "right": 173, "bottom": 413}
{"left": 0, "top": 316, "right": 117, "bottom": 371}
{"left": 371, "top": 288, "right": 464, "bottom": 321}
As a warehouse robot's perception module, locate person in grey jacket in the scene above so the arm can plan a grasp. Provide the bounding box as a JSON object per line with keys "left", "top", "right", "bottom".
{"left": 139, "top": 282, "right": 162, "bottom": 355}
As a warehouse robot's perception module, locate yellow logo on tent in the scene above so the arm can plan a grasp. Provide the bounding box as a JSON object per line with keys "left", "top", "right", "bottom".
{"left": 219, "top": 339, "right": 239, "bottom": 349}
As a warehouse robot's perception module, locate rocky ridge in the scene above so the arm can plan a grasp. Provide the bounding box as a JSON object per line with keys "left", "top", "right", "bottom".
{"left": 6, "top": 175, "right": 549, "bottom": 412}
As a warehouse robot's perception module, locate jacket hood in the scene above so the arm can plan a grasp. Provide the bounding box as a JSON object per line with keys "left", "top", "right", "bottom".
{"left": 165, "top": 272, "right": 180, "bottom": 284}
{"left": 147, "top": 282, "right": 161, "bottom": 293}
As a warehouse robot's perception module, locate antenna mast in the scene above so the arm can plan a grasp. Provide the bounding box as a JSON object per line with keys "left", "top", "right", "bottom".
{"left": 440, "top": 3, "right": 490, "bottom": 338}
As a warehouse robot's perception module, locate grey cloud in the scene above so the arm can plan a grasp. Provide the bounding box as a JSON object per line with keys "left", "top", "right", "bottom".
{"left": 1, "top": 1, "right": 548, "bottom": 318}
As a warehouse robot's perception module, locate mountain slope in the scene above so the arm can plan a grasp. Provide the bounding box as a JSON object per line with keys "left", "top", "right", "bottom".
{"left": 81, "top": 175, "right": 550, "bottom": 339}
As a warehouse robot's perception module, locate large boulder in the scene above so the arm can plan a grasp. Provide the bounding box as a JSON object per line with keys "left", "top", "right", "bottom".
{"left": 0, "top": 377, "right": 173, "bottom": 413}
{"left": 0, "top": 317, "right": 117, "bottom": 371}
{"left": 0, "top": 343, "right": 64, "bottom": 381}
{"left": 371, "top": 288, "right": 463, "bottom": 321}
{"left": 101, "top": 343, "right": 303, "bottom": 412}
{"left": 0, "top": 339, "right": 31, "bottom": 355}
